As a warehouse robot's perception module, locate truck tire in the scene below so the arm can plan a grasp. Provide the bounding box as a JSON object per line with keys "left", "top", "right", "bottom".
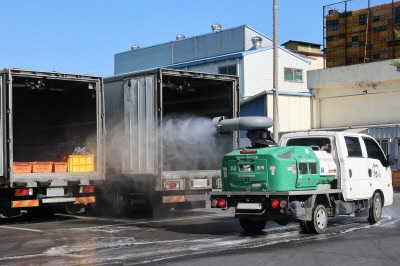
{"left": 108, "top": 188, "right": 130, "bottom": 217}
{"left": 299, "top": 220, "right": 311, "bottom": 234}
{"left": 239, "top": 218, "right": 266, "bottom": 233}
{"left": 368, "top": 192, "right": 382, "bottom": 224}
{"left": 309, "top": 205, "right": 328, "bottom": 234}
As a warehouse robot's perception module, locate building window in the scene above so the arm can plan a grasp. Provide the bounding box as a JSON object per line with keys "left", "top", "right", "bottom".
{"left": 219, "top": 65, "right": 237, "bottom": 75}
{"left": 284, "top": 68, "right": 303, "bottom": 82}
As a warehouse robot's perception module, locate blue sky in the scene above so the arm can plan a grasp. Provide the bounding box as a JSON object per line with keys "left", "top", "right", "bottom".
{"left": 0, "top": 0, "right": 392, "bottom": 77}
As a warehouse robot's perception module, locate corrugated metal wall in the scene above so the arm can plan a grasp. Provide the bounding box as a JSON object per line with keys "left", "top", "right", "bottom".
{"left": 369, "top": 126, "right": 400, "bottom": 155}
{"left": 115, "top": 26, "right": 266, "bottom": 75}
{"left": 115, "top": 43, "right": 173, "bottom": 75}
{"left": 123, "top": 76, "right": 157, "bottom": 174}
{"left": 175, "top": 58, "right": 238, "bottom": 74}
{"left": 173, "top": 38, "right": 197, "bottom": 64}
{"left": 241, "top": 96, "right": 267, "bottom": 117}
{"left": 222, "top": 27, "right": 245, "bottom": 54}
{"left": 266, "top": 93, "right": 311, "bottom": 132}
{"left": 240, "top": 96, "right": 267, "bottom": 139}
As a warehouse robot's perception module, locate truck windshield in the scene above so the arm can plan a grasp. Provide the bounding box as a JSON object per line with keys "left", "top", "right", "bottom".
{"left": 286, "top": 138, "right": 332, "bottom": 153}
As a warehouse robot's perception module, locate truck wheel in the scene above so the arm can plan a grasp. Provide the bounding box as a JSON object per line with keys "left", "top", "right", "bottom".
{"left": 300, "top": 221, "right": 311, "bottom": 234}
{"left": 239, "top": 218, "right": 266, "bottom": 233}
{"left": 109, "top": 189, "right": 129, "bottom": 217}
{"left": 309, "top": 205, "right": 328, "bottom": 234}
{"left": 368, "top": 192, "right": 382, "bottom": 224}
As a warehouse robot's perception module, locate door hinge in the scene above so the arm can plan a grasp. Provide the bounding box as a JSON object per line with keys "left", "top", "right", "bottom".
{"left": 7, "top": 138, "right": 11, "bottom": 143}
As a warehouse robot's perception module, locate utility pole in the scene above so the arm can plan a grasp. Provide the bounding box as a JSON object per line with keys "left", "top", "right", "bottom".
{"left": 273, "top": 0, "right": 280, "bottom": 142}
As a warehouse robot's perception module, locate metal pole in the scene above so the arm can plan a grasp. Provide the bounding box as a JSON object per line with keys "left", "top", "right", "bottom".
{"left": 273, "top": 0, "right": 280, "bottom": 142}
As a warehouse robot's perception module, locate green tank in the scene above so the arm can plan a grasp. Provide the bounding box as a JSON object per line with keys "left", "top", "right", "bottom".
{"left": 221, "top": 146, "right": 335, "bottom": 192}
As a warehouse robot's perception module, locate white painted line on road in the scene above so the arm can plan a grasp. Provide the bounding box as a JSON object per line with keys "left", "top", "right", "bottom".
{"left": 58, "top": 212, "right": 233, "bottom": 230}
{"left": 0, "top": 225, "right": 42, "bottom": 232}
{"left": 143, "top": 213, "right": 233, "bottom": 224}
{"left": 62, "top": 212, "right": 232, "bottom": 225}
{"left": 59, "top": 214, "right": 134, "bottom": 223}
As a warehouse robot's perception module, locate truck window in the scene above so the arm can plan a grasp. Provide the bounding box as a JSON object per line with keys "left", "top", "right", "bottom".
{"left": 344, "top": 136, "right": 363, "bottom": 157}
{"left": 299, "top": 163, "right": 308, "bottom": 174}
{"left": 363, "top": 137, "right": 387, "bottom": 165}
{"left": 286, "top": 138, "right": 331, "bottom": 152}
{"left": 309, "top": 163, "right": 317, "bottom": 174}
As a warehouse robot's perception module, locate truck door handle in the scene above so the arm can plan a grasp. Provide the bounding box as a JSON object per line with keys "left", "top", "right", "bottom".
{"left": 368, "top": 169, "right": 372, "bottom": 177}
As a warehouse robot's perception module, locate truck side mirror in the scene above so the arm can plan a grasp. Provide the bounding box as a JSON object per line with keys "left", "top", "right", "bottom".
{"left": 386, "top": 155, "right": 395, "bottom": 167}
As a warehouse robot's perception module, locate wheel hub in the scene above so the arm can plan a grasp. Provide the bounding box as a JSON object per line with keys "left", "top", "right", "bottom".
{"left": 316, "top": 209, "right": 327, "bottom": 229}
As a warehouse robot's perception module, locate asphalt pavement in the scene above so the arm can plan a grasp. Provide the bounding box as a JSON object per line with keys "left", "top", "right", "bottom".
{"left": 0, "top": 193, "right": 399, "bottom": 265}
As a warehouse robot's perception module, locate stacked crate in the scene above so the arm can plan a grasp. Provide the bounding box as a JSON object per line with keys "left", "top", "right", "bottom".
{"left": 326, "top": 1, "right": 400, "bottom": 68}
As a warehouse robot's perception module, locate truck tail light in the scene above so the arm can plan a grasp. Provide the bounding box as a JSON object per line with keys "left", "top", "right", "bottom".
{"left": 279, "top": 199, "right": 288, "bottom": 208}
{"left": 15, "top": 188, "right": 33, "bottom": 196}
{"left": 240, "top": 150, "right": 257, "bottom": 154}
{"left": 80, "top": 186, "right": 95, "bottom": 193}
{"left": 211, "top": 198, "right": 227, "bottom": 208}
{"left": 211, "top": 199, "right": 219, "bottom": 208}
{"left": 165, "top": 182, "right": 180, "bottom": 189}
{"left": 271, "top": 199, "right": 288, "bottom": 209}
{"left": 218, "top": 199, "right": 227, "bottom": 208}
{"left": 271, "top": 199, "right": 279, "bottom": 208}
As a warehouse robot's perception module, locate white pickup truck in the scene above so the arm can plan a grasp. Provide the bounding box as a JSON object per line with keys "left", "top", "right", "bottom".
{"left": 210, "top": 130, "right": 394, "bottom": 234}
{"left": 280, "top": 131, "right": 393, "bottom": 206}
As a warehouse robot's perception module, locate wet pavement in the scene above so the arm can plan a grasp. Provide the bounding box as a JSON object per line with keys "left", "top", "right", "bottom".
{"left": 0, "top": 194, "right": 399, "bottom": 265}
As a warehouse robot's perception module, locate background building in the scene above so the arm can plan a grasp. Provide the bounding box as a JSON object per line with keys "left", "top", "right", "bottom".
{"left": 114, "top": 25, "right": 311, "bottom": 99}
{"left": 282, "top": 40, "right": 324, "bottom": 70}
{"left": 308, "top": 59, "right": 400, "bottom": 169}
{"left": 240, "top": 90, "right": 312, "bottom": 146}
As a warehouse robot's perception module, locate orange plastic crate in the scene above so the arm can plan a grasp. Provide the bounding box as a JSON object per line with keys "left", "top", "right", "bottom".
{"left": 13, "top": 162, "right": 33, "bottom": 173}
{"left": 32, "top": 162, "right": 53, "bottom": 173}
{"left": 53, "top": 162, "right": 68, "bottom": 172}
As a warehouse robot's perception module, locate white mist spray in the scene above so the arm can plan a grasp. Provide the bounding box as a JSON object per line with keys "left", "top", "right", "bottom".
{"left": 162, "top": 114, "right": 231, "bottom": 171}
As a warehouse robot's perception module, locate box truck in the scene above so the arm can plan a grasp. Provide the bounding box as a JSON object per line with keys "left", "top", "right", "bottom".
{"left": 100, "top": 68, "right": 239, "bottom": 215}
{"left": 0, "top": 68, "right": 105, "bottom": 218}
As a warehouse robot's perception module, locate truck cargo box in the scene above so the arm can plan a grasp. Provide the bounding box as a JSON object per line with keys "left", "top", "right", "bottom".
{"left": 0, "top": 68, "right": 104, "bottom": 188}
{"left": 102, "top": 68, "right": 239, "bottom": 212}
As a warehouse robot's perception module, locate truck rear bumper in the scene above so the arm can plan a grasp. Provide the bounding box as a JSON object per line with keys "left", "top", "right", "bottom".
{"left": 11, "top": 196, "right": 96, "bottom": 208}
{"left": 162, "top": 193, "right": 208, "bottom": 203}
